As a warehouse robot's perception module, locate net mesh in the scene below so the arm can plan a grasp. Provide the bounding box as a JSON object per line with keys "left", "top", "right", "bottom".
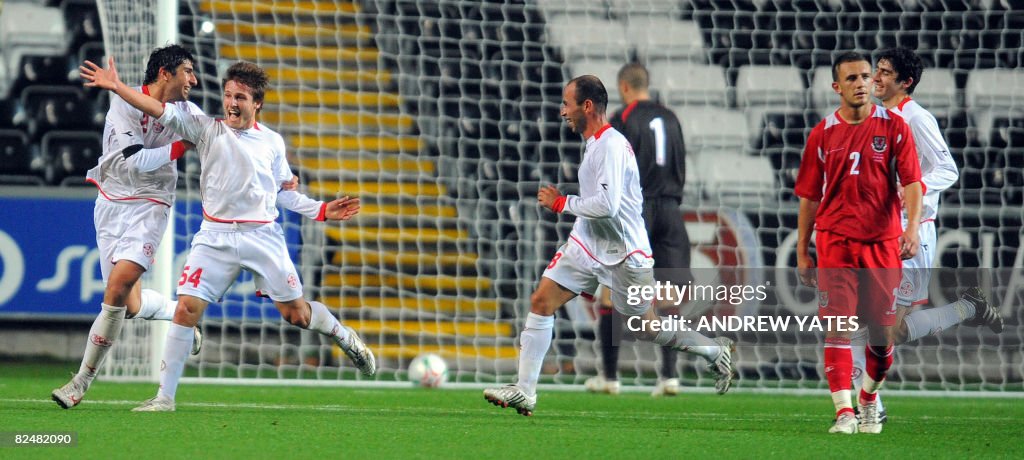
{"left": 100, "top": 0, "right": 1022, "bottom": 392}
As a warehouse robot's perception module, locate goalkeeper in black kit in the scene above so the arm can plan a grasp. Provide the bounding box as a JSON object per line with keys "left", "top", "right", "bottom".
{"left": 585, "top": 63, "right": 694, "bottom": 397}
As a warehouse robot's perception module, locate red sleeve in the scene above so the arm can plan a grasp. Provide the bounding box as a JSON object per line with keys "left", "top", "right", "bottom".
{"left": 315, "top": 202, "right": 327, "bottom": 221}
{"left": 893, "top": 118, "right": 922, "bottom": 186}
{"left": 794, "top": 124, "right": 825, "bottom": 201}
{"left": 169, "top": 141, "right": 187, "bottom": 160}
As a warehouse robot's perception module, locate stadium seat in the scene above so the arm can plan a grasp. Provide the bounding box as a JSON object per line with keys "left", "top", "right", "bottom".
{"left": 41, "top": 130, "right": 102, "bottom": 185}
{"left": 77, "top": 41, "right": 106, "bottom": 77}
{"left": 545, "top": 15, "right": 631, "bottom": 62}
{"left": 0, "top": 97, "right": 17, "bottom": 129}
{"left": 649, "top": 61, "right": 729, "bottom": 107}
{"left": 934, "top": 110, "right": 974, "bottom": 151}
{"left": 677, "top": 106, "right": 749, "bottom": 152}
{"left": 966, "top": 68, "right": 1024, "bottom": 111}
{"left": 0, "top": 57, "right": 8, "bottom": 100}
{"left": 9, "top": 55, "right": 70, "bottom": 95}
{"left": 609, "top": 0, "right": 684, "bottom": 16}
{"left": 974, "top": 109, "right": 1024, "bottom": 148}
{"left": 0, "top": 2, "right": 67, "bottom": 93}
{"left": 691, "top": 148, "right": 776, "bottom": 204}
{"left": 910, "top": 68, "right": 957, "bottom": 111}
{"left": 61, "top": 0, "right": 102, "bottom": 53}
{"left": 0, "top": 129, "right": 43, "bottom": 184}
{"left": 17, "top": 85, "right": 93, "bottom": 139}
{"left": 567, "top": 58, "right": 624, "bottom": 105}
{"left": 747, "top": 107, "right": 818, "bottom": 150}
{"left": 627, "top": 18, "right": 706, "bottom": 64}
{"left": 735, "top": 65, "right": 805, "bottom": 109}
{"left": 809, "top": 66, "right": 838, "bottom": 113}
{"left": 536, "top": 0, "right": 609, "bottom": 18}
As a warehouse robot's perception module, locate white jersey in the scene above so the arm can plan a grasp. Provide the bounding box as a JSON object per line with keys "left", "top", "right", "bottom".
{"left": 890, "top": 98, "right": 959, "bottom": 223}
{"left": 156, "top": 104, "right": 324, "bottom": 225}
{"left": 86, "top": 86, "right": 203, "bottom": 206}
{"left": 561, "top": 124, "right": 652, "bottom": 266}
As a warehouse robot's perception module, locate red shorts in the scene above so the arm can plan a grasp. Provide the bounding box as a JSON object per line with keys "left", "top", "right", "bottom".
{"left": 815, "top": 231, "right": 901, "bottom": 327}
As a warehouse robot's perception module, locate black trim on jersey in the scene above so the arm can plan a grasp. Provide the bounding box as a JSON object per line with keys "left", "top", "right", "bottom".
{"left": 122, "top": 144, "right": 144, "bottom": 159}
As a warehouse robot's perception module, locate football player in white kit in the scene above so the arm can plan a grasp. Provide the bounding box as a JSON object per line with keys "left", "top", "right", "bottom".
{"left": 851, "top": 47, "right": 1004, "bottom": 420}
{"left": 482, "top": 76, "right": 735, "bottom": 416}
{"left": 53, "top": 45, "right": 207, "bottom": 409}
{"left": 81, "top": 58, "right": 376, "bottom": 412}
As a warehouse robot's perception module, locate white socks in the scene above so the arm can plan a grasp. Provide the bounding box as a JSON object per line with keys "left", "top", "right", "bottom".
{"left": 135, "top": 289, "right": 177, "bottom": 321}
{"left": 77, "top": 303, "right": 126, "bottom": 386}
{"left": 903, "top": 299, "right": 974, "bottom": 342}
{"left": 306, "top": 301, "right": 349, "bottom": 343}
{"left": 517, "top": 313, "right": 554, "bottom": 397}
{"left": 156, "top": 323, "right": 195, "bottom": 401}
{"left": 652, "top": 319, "right": 721, "bottom": 361}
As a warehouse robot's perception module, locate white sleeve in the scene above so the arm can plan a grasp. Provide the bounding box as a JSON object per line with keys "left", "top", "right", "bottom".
{"left": 268, "top": 131, "right": 324, "bottom": 219}
{"left": 564, "top": 140, "right": 624, "bottom": 218}
{"left": 127, "top": 144, "right": 175, "bottom": 172}
{"left": 156, "top": 102, "right": 212, "bottom": 144}
{"left": 278, "top": 190, "right": 325, "bottom": 220}
{"left": 911, "top": 113, "right": 959, "bottom": 193}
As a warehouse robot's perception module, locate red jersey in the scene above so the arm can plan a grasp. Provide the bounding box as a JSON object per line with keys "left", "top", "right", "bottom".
{"left": 795, "top": 105, "right": 922, "bottom": 242}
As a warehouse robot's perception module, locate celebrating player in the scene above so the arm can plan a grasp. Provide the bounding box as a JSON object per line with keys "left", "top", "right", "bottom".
{"left": 482, "top": 75, "right": 734, "bottom": 416}
{"left": 850, "top": 46, "right": 1005, "bottom": 421}
{"left": 796, "top": 52, "right": 923, "bottom": 434}
{"left": 52, "top": 45, "right": 204, "bottom": 410}
{"left": 81, "top": 57, "right": 376, "bottom": 412}
{"left": 585, "top": 63, "right": 694, "bottom": 397}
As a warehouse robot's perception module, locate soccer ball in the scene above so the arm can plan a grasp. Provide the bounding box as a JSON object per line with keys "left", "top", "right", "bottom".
{"left": 408, "top": 353, "right": 448, "bottom": 388}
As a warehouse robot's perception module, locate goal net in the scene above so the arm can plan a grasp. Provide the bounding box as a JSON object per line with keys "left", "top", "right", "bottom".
{"left": 102, "top": 0, "right": 1022, "bottom": 393}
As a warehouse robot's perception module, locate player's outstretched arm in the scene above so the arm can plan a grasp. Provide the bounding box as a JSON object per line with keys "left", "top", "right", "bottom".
{"left": 81, "top": 57, "right": 165, "bottom": 120}
{"left": 323, "top": 196, "right": 360, "bottom": 221}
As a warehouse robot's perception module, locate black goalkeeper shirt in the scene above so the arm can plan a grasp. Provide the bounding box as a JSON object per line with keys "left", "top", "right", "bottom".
{"left": 610, "top": 100, "right": 687, "bottom": 200}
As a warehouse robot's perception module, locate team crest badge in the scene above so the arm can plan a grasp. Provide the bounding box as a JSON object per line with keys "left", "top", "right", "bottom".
{"left": 872, "top": 136, "right": 887, "bottom": 152}
{"left": 143, "top": 242, "right": 155, "bottom": 257}
{"left": 899, "top": 280, "right": 914, "bottom": 297}
{"left": 818, "top": 290, "right": 830, "bottom": 308}
{"left": 287, "top": 273, "right": 298, "bottom": 289}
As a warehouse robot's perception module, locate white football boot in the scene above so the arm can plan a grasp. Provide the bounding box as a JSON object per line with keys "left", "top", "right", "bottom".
{"left": 483, "top": 384, "right": 537, "bottom": 416}
{"left": 51, "top": 377, "right": 88, "bottom": 409}
{"left": 858, "top": 401, "right": 884, "bottom": 434}
{"left": 651, "top": 378, "right": 680, "bottom": 397}
{"left": 132, "top": 395, "right": 176, "bottom": 412}
{"left": 584, "top": 376, "right": 621, "bottom": 395}
{"left": 335, "top": 326, "right": 376, "bottom": 376}
{"left": 829, "top": 411, "right": 859, "bottom": 434}
{"left": 709, "top": 337, "right": 736, "bottom": 394}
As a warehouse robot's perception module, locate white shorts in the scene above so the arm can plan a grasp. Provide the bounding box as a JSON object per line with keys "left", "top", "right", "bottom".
{"left": 176, "top": 222, "right": 303, "bottom": 303}
{"left": 94, "top": 198, "right": 170, "bottom": 281}
{"left": 896, "top": 220, "right": 936, "bottom": 306}
{"left": 542, "top": 240, "right": 655, "bottom": 316}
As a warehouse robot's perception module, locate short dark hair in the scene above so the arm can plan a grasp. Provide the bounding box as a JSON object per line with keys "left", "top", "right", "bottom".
{"left": 222, "top": 61, "right": 270, "bottom": 108}
{"left": 569, "top": 75, "right": 608, "bottom": 114}
{"left": 143, "top": 44, "right": 195, "bottom": 85}
{"left": 831, "top": 51, "right": 870, "bottom": 82}
{"left": 874, "top": 47, "right": 924, "bottom": 95}
{"left": 617, "top": 63, "right": 649, "bottom": 91}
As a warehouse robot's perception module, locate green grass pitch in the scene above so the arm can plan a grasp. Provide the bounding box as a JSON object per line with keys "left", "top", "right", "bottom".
{"left": 3, "top": 362, "right": 1021, "bottom": 458}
